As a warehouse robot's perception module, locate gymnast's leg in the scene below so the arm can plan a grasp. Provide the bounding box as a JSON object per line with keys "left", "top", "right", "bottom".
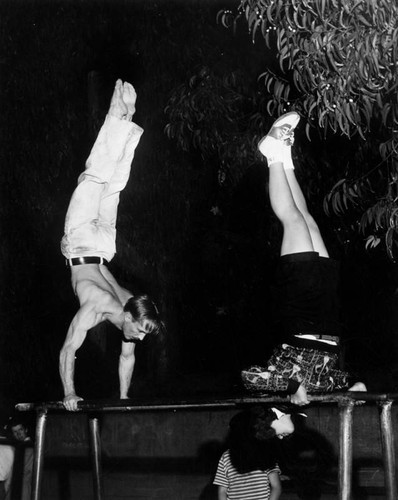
{"left": 97, "top": 81, "right": 143, "bottom": 231}
{"left": 258, "top": 112, "right": 316, "bottom": 256}
{"left": 61, "top": 80, "right": 143, "bottom": 260}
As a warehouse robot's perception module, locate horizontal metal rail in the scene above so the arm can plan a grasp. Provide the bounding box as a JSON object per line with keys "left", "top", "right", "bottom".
{"left": 16, "top": 391, "right": 398, "bottom": 413}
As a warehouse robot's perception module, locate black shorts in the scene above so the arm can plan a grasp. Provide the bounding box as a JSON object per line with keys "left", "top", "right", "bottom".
{"left": 274, "top": 251, "right": 341, "bottom": 337}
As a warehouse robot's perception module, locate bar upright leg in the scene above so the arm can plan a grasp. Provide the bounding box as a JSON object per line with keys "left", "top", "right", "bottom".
{"left": 379, "top": 401, "right": 397, "bottom": 500}
{"left": 88, "top": 415, "right": 103, "bottom": 500}
{"left": 31, "top": 408, "right": 48, "bottom": 500}
{"left": 338, "top": 400, "right": 354, "bottom": 500}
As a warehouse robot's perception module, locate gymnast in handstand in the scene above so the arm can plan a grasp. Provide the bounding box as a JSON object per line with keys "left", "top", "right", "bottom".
{"left": 241, "top": 112, "right": 366, "bottom": 405}
{"left": 60, "top": 80, "right": 162, "bottom": 411}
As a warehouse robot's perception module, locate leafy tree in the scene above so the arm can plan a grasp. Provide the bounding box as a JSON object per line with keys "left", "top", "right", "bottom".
{"left": 166, "top": 1, "right": 398, "bottom": 259}
{"left": 216, "top": 0, "right": 398, "bottom": 259}
{"left": 165, "top": 67, "right": 268, "bottom": 191}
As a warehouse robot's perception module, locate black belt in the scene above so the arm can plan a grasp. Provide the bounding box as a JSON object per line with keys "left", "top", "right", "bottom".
{"left": 66, "top": 256, "right": 109, "bottom": 267}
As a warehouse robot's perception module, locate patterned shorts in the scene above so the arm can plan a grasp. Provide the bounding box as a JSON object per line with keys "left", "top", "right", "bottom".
{"left": 241, "top": 344, "right": 350, "bottom": 394}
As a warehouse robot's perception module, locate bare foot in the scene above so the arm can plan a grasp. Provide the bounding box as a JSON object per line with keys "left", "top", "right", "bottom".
{"left": 348, "top": 382, "right": 367, "bottom": 392}
{"left": 289, "top": 384, "right": 309, "bottom": 406}
{"left": 109, "top": 79, "right": 135, "bottom": 120}
{"left": 123, "top": 82, "right": 137, "bottom": 121}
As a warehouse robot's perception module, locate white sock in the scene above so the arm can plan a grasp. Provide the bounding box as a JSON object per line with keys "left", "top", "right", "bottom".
{"left": 259, "top": 136, "right": 286, "bottom": 166}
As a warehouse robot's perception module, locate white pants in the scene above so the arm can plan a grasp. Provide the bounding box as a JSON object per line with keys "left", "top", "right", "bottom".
{"left": 61, "top": 114, "right": 143, "bottom": 261}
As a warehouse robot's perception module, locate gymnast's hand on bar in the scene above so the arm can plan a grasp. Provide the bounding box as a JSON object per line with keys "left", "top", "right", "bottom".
{"left": 63, "top": 393, "right": 84, "bottom": 412}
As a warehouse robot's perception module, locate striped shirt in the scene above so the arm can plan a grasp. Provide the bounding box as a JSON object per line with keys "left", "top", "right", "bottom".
{"left": 213, "top": 450, "right": 280, "bottom": 500}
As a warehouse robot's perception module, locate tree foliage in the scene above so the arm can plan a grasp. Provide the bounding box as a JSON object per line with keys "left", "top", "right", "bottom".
{"left": 219, "top": 0, "right": 398, "bottom": 139}
{"left": 165, "top": 66, "right": 270, "bottom": 189}
{"left": 216, "top": 0, "right": 398, "bottom": 259}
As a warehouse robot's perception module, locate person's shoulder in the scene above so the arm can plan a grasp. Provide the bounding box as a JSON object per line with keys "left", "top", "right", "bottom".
{"left": 267, "top": 463, "right": 281, "bottom": 475}
{"left": 218, "top": 449, "right": 230, "bottom": 462}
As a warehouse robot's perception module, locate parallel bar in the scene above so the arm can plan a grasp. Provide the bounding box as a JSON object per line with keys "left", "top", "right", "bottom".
{"left": 15, "top": 391, "right": 390, "bottom": 413}
{"left": 379, "top": 401, "right": 398, "bottom": 500}
{"left": 88, "top": 416, "right": 103, "bottom": 500}
{"left": 31, "top": 409, "right": 47, "bottom": 500}
{"left": 338, "top": 400, "right": 354, "bottom": 500}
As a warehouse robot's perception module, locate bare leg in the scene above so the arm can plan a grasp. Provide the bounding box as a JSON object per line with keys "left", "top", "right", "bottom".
{"left": 283, "top": 146, "right": 329, "bottom": 256}
{"left": 284, "top": 170, "right": 329, "bottom": 257}
{"left": 269, "top": 162, "right": 314, "bottom": 256}
{"left": 259, "top": 112, "right": 328, "bottom": 256}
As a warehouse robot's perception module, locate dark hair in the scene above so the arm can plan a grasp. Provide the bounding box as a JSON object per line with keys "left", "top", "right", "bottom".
{"left": 228, "top": 407, "right": 281, "bottom": 473}
{"left": 251, "top": 406, "right": 280, "bottom": 441}
{"left": 7, "top": 415, "right": 28, "bottom": 430}
{"left": 123, "top": 294, "right": 162, "bottom": 335}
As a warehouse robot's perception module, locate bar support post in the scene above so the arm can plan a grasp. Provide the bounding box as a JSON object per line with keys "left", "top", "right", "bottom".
{"left": 338, "top": 400, "right": 354, "bottom": 500}
{"left": 379, "top": 401, "right": 397, "bottom": 500}
{"left": 31, "top": 408, "right": 47, "bottom": 500}
{"left": 88, "top": 415, "right": 103, "bottom": 500}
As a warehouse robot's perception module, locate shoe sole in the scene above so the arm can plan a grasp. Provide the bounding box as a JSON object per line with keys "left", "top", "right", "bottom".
{"left": 271, "top": 111, "right": 300, "bottom": 130}
{"left": 258, "top": 111, "right": 300, "bottom": 153}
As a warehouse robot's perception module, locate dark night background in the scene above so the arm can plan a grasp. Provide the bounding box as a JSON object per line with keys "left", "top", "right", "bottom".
{"left": 1, "top": 0, "right": 397, "bottom": 421}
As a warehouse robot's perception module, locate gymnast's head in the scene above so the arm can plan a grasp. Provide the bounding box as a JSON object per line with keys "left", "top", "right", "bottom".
{"left": 242, "top": 406, "right": 295, "bottom": 441}
{"left": 227, "top": 406, "right": 294, "bottom": 474}
{"left": 122, "top": 294, "right": 162, "bottom": 342}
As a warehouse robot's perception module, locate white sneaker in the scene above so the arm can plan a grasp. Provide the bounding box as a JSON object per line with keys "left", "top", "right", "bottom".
{"left": 258, "top": 112, "right": 300, "bottom": 164}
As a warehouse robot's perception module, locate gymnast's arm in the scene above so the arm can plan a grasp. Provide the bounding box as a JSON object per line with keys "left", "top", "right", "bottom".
{"left": 119, "top": 340, "right": 137, "bottom": 399}
{"left": 59, "top": 304, "right": 98, "bottom": 411}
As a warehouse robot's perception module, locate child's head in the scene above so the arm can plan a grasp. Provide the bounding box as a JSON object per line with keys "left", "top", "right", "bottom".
{"left": 263, "top": 407, "right": 295, "bottom": 440}
{"left": 230, "top": 406, "right": 295, "bottom": 442}
{"left": 228, "top": 406, "right": 294, "bottom": 473}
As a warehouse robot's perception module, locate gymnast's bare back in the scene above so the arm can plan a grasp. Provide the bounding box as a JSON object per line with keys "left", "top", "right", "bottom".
{"left": 70, "top": 263, "right": 132, "bottom": 327}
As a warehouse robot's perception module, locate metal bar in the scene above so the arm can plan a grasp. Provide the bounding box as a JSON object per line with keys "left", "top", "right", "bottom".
{"left": 31, "top": 408, "right": 47, "bottom": 500}
{"left": 15, "top": 391, "right": 393, "bottom": 414}
{"left": 379, "top": 401, "right": 398, "bottom": 500}
{"left": 338, "top": 400, "right": 354, "bottom": 500}
{"left": 88, "top": 415, "right": 103, "bottom": 500}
